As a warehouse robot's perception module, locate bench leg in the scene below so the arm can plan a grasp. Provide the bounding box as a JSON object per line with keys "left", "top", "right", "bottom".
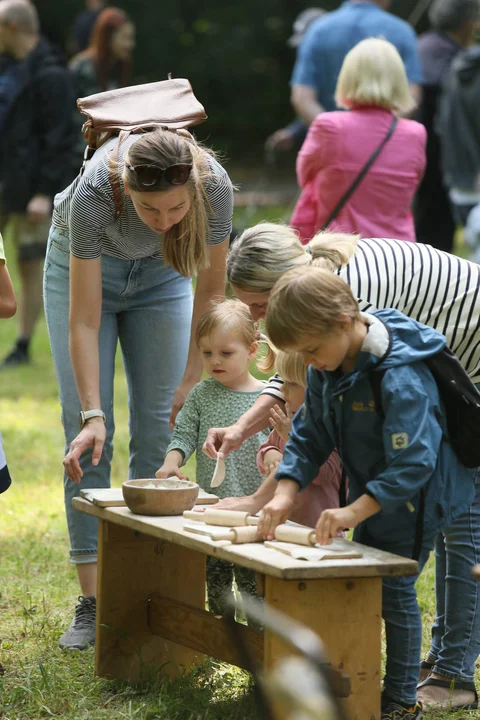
{"left": 264, "top": 576, "right": 382, "bottom": 720}
{"left": 95, "top": 519, "right": 205, "bottom": 682}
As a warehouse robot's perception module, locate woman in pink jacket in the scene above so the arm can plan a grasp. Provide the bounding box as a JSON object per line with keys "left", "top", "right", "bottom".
{"left": 291, "top": 38, "right": 427, "bottom": 243}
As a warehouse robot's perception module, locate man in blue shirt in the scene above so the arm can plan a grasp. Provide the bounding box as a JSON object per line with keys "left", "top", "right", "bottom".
{"left": 291, "top": 0, "right": 422, "bottom": 125}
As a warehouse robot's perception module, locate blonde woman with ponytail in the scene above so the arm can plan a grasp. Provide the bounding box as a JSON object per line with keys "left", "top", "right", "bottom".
{"left": 43, "top": 126, "right": 233, "bottom": 649}
{"left": 205, "top": 219, "right": 480, "bottom": 456}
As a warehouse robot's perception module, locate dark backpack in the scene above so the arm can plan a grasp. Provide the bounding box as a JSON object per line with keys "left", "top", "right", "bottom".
{"left": 370, "top": 346, "right": 480, "bottom": 469}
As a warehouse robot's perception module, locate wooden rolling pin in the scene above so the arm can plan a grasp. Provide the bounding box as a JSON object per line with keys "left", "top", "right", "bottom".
{"left": 184, "top": 511, "right": 318, "bottom": 546}
{"left": 184, "top": 522, "right": 260, "bottom": 544}
{"left": 273, "top": 524, "right": 318, "bottom": 546}
{"left": 183, "top": 509, "right": 259, "bottom": 527}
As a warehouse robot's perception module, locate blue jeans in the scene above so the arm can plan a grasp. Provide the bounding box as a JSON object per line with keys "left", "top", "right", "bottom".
{"left": 428, "top": 472, "right": 480, "bottom": 683}
{"left": 355, "top": 517, "right": 435, "bottom": 706}
{"left": 43, "top": 226, "right": 193, "bottom": 564}
{"left": 382, "top": 546, "right": 432, "bottom": 705}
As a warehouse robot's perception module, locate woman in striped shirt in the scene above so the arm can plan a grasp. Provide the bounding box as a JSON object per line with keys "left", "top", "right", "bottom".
{"left": 204, "top": 222, "right": 480, "bottom": 711}
{"left": 44, "top": 128, "right": 233, "bottom": 651}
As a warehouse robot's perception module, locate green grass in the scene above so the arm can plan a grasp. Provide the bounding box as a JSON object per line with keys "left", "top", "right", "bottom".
{"left": 0, "top": 213, "right": 478, "bottom": 718}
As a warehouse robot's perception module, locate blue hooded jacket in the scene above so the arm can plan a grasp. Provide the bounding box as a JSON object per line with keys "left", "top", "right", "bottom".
{"left": 276, "top": 309, "right": 475, "bottom": 550}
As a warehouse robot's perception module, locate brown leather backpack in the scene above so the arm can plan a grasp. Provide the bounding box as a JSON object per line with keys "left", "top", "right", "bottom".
{"left": 77, "top": 76, "right": 207, "bottom": 216}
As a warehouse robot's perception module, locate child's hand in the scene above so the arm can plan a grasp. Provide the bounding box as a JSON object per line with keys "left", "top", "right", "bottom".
{"left": 269, "top": 403, "right": 292, "bottom": 442}
{"left": 258, "top": 479, "right": 299, "bottom": 540}
{"left": 155, "top": 465, "right": 188, "bottom": 481}
{"left": 315, "top": 507, "right": 357, "bottom": 545}
{"left": 213, "top": 495, "right": 262, "bottom": 514}
{"left": 263, "top": 448, "right": 283, "bottom": 476}
{"left": 258, "top": 493, "right": 295, "bottom": 540}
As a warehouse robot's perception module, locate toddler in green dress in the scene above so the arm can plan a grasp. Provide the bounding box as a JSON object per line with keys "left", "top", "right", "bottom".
{"left": 156, "top": 299, "right": 269, "bottom": 621}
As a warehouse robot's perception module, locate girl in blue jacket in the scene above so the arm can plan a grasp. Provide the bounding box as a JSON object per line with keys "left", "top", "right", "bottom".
{"left": 259, "top": 265, "right": 476, "bottom": 720}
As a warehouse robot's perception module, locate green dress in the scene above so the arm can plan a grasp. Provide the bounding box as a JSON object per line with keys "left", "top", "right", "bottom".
{"left": 167, "top": 377, "right": 269, "bottom": 625}
{"left": 166, "top": 377, "right": 269, "bottom": 498}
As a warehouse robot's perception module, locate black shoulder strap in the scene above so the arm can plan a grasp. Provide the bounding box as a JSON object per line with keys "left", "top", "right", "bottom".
{"left": 369, "top": 368, "right": 386, "bottom": 418}
{"left": 321, "top": 115, "right": 399, "bottom": 231}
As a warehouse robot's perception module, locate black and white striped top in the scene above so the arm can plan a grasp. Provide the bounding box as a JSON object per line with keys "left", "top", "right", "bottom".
{"left": 263, "top": 237, "right": 480, "bottom": 398}
{"left": 52, "top": 135, "right": 233, "bottom": 260}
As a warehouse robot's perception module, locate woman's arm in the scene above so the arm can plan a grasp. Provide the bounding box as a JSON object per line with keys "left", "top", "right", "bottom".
{"left": 416, "top": 123, "right": 428, "bottom": 184}
{"left": 63, "top": 254, "right": 105, "bottom": 483}
{"left": 296, "top": 116, "right": 332, "bottom": 188}
{"left": 203, "top": 392, "right": 280, "bottom": 459}
{"left": 169, "top": 239, "right": 229, "bottom": 428}
{"left": 213, "top": 471, "right": 279, "bottom": 515}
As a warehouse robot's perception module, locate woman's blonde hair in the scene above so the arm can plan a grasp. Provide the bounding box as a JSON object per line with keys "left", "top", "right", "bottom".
{"left": 123, "top": 128, "right": 216, "bottom": 278}
{"left": 266, "top": 266, "right": 361, "bottom": 350}
{"left": 275, "top": 350, "right": 307, "bottom": 388}
{"left": 227, "top": 222, "right": 359, "bottom": 293}
{"left": 196, "top": 298, "right": 260, "bottom": 349}
{"left": 335, "top": 38, "right": 415, "bottom": 114}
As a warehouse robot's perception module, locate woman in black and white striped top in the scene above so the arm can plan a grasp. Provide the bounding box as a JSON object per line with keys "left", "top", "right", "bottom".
{"left": 205, "top": 223, "right": 480, "bottom": 457}
{"left": 204, "top": 221, "right": 480, "bottom": 710}
{"left": 44, "top": 127, "right": 233, "bottom": 649}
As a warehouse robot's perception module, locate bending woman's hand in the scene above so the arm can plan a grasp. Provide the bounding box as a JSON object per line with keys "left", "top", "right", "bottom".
{"left": 63, "top": 418, "right": 106, "bottom": 484}
{"left": 203, "top": 424, "right": 244, "bottom": 460}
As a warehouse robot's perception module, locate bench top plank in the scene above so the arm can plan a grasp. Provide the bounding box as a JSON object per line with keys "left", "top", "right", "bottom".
{"left": 73, "top": 498, "right": 418, "bottom": 580}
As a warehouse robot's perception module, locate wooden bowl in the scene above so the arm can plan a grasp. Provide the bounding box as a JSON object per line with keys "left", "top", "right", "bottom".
{"left": 122, "top": 478, "right": 199, "bottom": 516}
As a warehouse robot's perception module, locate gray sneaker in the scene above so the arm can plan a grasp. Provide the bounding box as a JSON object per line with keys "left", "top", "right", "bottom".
{"left": 58, "top": 595, "right": 96, "bottom": 650}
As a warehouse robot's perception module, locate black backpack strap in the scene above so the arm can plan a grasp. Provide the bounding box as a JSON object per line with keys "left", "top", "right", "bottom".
{"left": 369, "top": 368, "right": 386, "bottom": 418}
{"left": 321, "top": 115, "right": 398, "bottom": 231}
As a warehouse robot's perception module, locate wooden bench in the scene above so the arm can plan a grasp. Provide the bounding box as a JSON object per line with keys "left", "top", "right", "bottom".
{"left": 73, "top": 498, "right": 418, "bottom": 720}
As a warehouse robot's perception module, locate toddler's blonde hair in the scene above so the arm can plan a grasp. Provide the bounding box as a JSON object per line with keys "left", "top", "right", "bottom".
{"left": 196, "top": 298, "right": 259, "bottom": 349}
{"left": 275, "top": 350, "right": 307, "bottom": 388}
{"left": 266, "top": 266, "right": 361, "bottom": 349}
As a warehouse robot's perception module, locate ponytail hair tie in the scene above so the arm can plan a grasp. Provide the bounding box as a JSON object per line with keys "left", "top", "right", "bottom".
{"left": 255, "top": 329, "right": 269, "bottom": 343}
{"left": 305, "top": 243, "right": 313, "bottom": 261}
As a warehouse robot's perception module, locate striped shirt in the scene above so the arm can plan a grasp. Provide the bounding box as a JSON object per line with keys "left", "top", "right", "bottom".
{"left": 263, "top": 237, "right": 480, "bottom": 398}
{"left": 52, "top": 135, "right": 233, "bottom": 260}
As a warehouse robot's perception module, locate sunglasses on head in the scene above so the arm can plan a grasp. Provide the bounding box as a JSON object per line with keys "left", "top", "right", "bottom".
{"left": 125, "top": 162, "right": 193, "bottom": 188}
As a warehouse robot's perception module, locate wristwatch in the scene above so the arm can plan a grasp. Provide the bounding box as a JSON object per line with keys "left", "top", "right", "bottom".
{"left": 80, "top": 409, "right": 106, "bottom": 428}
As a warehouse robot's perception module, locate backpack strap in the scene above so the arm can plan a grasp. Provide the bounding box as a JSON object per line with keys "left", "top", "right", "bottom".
{"left": 108, "top": 130, "right": 131, "bottom": 219}
{"left": 369, "top": 369, "right": 386, "bottom": 418}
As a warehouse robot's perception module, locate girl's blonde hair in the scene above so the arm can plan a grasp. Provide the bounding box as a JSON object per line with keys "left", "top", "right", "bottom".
{"left": 266, "top": 266, "right": 361, "bottom": 350}
{"left": 227, "top": 222, "right": 358, "bottom": 293}
{"left": 275, "top": 350, "right": 307, "bottom": 388}
{"left": 196, "top": 298, "right": 259, "bottom": 349}
{"left": 335, "top": 38, "right": 415, "bottom": 114}
{"left": 123, "top": 128, "right": 216, "bottom": 278}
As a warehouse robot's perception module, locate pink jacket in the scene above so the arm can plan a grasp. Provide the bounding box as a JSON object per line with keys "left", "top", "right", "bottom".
{"left": 257, "top": 429, "right": 345, "bottom": 529}
{"left": 290, "top": 107, "right": 427, "bottom": 243}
